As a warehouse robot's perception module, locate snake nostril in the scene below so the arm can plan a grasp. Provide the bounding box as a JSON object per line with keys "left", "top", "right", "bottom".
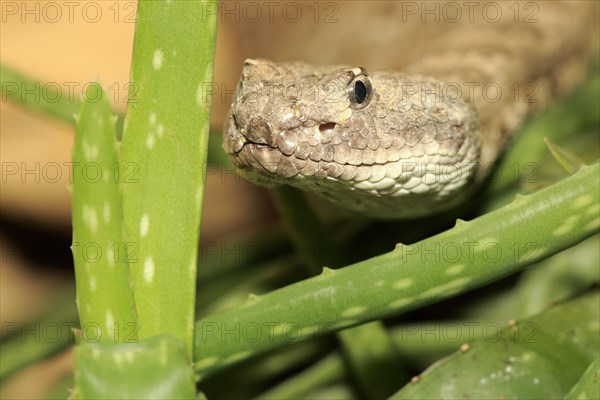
{"left": 319, "top": 122, "right": 336, "bottom": 134}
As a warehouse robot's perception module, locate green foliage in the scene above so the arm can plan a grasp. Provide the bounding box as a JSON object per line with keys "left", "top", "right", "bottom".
{"left": 0, "top": 293, "right": 78, "bottom": 380}
{"left": 564, "top": 356, "right": 600, "bottom": 400}
{"left": 73, "top": 335, "right": 196, "bottom": 400}
{"left": 70, "top": 0, "right": 217, "bottom": 397}
{"left": 273, "top": 186, "right": 407, "bottom": 399}
{"left": 391, "top": 291, "right": 599, "bottom": 399}
{"left": 195, "top": 162, "right": 599, "bottom": 377}
{"left": 0, "top": 63, "right": 81, "bottom": 125}
{"left": 72, "top": 83, "right": 137, "bottom": 342}
{"left": 118, "top": 0, "right": 216, "bottom": 356}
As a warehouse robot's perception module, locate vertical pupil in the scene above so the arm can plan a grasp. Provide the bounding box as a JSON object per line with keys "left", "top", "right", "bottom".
{"left": 354, "top": 80, "right": 367, "bottom": 104}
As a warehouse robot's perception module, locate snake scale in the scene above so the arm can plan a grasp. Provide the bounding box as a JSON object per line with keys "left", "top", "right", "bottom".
{"left": 223, "top": 1, "right": 598, "bottom": 218}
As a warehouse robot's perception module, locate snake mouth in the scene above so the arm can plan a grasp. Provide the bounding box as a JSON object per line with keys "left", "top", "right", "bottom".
{"left": 232, "top": 116, "right": 336, "bottom": 155}
{"left": 237, "top": 140, "right": 276, "bottom": 153}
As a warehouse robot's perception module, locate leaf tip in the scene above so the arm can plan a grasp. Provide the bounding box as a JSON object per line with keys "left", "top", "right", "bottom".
{"left": 454, "top": 218, "right": 467, "bottom": 228}
{"left": 544, "top": 136, "right": 586, "bottom": 174}
{"left": 513, "top": 193, "right": 526, "bottom": 203}
{"left": 577, "top": 163, "right": 590, "bottom": 172}
{"left": 247, "top": 293, "right": 258, "bottom": 302}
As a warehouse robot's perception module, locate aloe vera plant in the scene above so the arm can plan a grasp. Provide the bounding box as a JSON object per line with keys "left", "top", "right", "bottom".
{"left": 71, "top": 0, "right": 217, "bottom": 397}
{"left": 0, "top": 1, "right": 598, "bottom": 399}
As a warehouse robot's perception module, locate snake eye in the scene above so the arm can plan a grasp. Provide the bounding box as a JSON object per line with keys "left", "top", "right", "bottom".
{"left": 348, "top": 75, "right": 372, "bottom": 110}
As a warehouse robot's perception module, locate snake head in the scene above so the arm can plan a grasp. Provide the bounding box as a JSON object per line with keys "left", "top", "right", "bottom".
{"left": 224, "top": 58, "right": 481, "bottom": 218}
{"left": 224, "top": 59, "right": 378, "bottom": 176}
{"left": 226, "top": 59, "right": 370, "bottom": 143}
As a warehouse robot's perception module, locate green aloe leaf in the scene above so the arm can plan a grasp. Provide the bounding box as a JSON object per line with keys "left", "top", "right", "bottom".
{"left": 195, "top": 163, "right": 599, "bottom": 377}
{"left": 391, "top": 291, "right": 600, "bottom": 399}
{"left": 73, "top": 335, "right": 196, "bottom": 399}
{"left": 564, "top": 356, "right": 600, "bottom": 400}
{"left": 0, "top": 63, "right": 81, "bottom": 124}
{"left": 71, "top": 83, "right": 137, "bottom": 342}
{"left": 255, "top": 353, "right": 345, "bottom": 400}
{"left": 119, "top": 0, "right": 217, "bottom": 356}
{"left": 0, "top": 292, "right": 78, "bottom": 380}
{"left": 272, "top": 186, "right": 407, "bottom": 399}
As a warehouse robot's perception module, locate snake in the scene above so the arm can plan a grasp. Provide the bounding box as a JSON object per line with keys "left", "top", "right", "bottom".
{"left": 223, "top": 1, "right": 597, "bottom": 219}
